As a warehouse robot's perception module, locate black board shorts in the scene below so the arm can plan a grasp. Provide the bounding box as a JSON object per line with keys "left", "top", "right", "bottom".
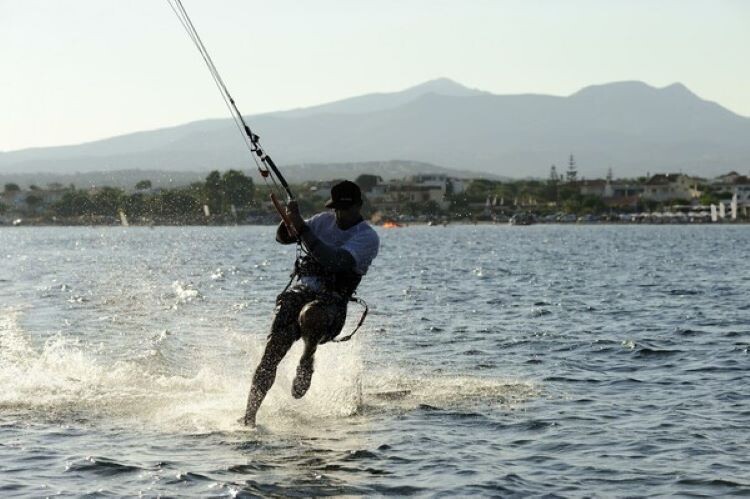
{"left": 270, "top": 284, "right": 348, "bottom": 344}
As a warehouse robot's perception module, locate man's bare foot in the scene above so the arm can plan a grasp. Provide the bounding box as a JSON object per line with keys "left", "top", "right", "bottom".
{"left": 292, "top": 361, "right": 314, "bottom": 399}
{"left": 241, "top": 412, "right": 256, "bottom": 426}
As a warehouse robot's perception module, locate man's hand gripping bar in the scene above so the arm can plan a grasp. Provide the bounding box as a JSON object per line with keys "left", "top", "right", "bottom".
{"left": 270, "top": 193, "right": 298, "bottom": 239}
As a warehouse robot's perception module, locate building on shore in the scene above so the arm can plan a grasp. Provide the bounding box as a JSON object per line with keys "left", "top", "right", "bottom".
{"left": 641, "top": 173, "right": 701, "bottom": 203}
{"left": 712, "top": 171, "right": 750, "bottom": 216}
{"left": 367, "top": 174, "right": 467, "bottom": 213}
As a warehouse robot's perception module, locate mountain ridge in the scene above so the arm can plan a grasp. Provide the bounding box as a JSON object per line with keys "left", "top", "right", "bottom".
{"left": 2, "top": 79, "right": 748, "bottom": 179}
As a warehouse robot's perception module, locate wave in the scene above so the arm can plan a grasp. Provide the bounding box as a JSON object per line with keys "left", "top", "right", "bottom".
{"left": 0, "top": 307, "right": 538, "bottom": 434}
{"left": 361, "top": 370, "right": 539, "bottom": 414}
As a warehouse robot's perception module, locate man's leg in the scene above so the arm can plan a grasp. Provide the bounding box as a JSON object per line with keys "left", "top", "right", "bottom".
{"left": 244, "top": 290, "right": 305, "bottom": 425}
{"left": 243, "top": 329, "right": 295, "bottom": 425}
{"left": 292, "top": 302, "right": 329, "bottom": 399}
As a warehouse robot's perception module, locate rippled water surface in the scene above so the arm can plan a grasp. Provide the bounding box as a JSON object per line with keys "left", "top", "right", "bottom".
{"left": 1, "top": 225, "right": 748, "bottom": 496}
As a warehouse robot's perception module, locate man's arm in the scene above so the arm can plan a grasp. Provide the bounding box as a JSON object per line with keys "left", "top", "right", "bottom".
{"left": 284, "top": 201, "right": 356, "bottom": 273}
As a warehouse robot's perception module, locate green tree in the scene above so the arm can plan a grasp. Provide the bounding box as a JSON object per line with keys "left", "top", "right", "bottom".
{"left": 698, "top": 184, "right": 719, "bottom": 206}
{"left": 562, "top": 192, "right": 583, "bottom": 214}
{"left": 92, "top": 187, "right": 125, "bottom": 216}
{"left": 4, "top": 183, "right": 20, "bottom": 193}
{"left": 205, "top": 170, "right": 223, "bottom": 214}
{"left": 53, "top": 191, "right": 94, "bottom": 217}
{"left": 404, "top": 202, "right": 422, "bottom": 217}
{"left": 465, "top": 179, "right": 498, "bottom": 201}
{"left": 581, "top": 195, "right": 606, "bottom": 214}
{"left": 25, "top": 194, "right": 43, "bottom": 212}
{"left": 557, "top": 184, "right": 580, "bottom": 211}
{"left": 296, "top": 196, "right": 317, "bottom": 215}
{"left": 699, "top": 192, "right": 719, "bottom": 206}
{"left": 122, "top": 192, "right": 146, "bottom": 217}
{"left": 422, "top": 200, "right": 443, "bottom": 217}
{"left": 640, "top": 199, "right": 660, "bottom": 212}
{"left": 0, "top": 202, "right": 7, "bottom": 214}
{"left": 446, "top": 193, "right": 470, "bottom": 217}
{"left": 222, "top": 170, "right": 254, "bottom": 209}
{"left": 135, "top": 180, "right": 152, "bottom": 190}
{"left": 161, "top": 189, "right": 201, "bottom": 216}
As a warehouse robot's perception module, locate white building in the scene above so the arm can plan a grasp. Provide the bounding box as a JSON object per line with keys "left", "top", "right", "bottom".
{"left": 641, "top": 173, "right": 700, "bottom": 202}
{"left": 368, "top": 173, "right": 469, "bottom": 212}
{"left": 713, "top": 172, "right": 750, "bottom": 213}
{"left": 404, "top": 174, "right": 466, "bottom": 195}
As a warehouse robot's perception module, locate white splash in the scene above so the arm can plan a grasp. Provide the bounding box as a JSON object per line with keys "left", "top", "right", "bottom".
{"left": 0, "top": 307, "right": 364, "bottom": 434}
{"left": 1, "top": 307, "right": 536, "bottom": 435}
{"left": 170, "top": 281, "right": 201, "bottom": 305}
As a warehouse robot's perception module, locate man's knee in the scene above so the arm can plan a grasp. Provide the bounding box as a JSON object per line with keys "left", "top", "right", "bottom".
{"left": 299, "top": 303, "right": 328, "bottom": 339}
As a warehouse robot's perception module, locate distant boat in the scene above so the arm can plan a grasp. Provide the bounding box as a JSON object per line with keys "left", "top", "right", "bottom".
{"left": 12, "top": 218, "right": 22, "bottom": 226}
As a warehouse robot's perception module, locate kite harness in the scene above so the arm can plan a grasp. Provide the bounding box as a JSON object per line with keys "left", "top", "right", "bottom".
{"left": 166, "top": 0, "right": 367, "bottom": 342}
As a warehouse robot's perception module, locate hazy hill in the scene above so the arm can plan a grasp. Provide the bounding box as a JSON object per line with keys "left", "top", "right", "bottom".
{"left": 2, "top": 79, "right": 749, "bottom": 179}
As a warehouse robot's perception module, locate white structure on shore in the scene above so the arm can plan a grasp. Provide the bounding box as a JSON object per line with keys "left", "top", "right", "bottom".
{"left": 367, "top": 174, "right": 467, "bottom": 211}
{"left": 641, "top": 173, "right": 700, "bottom": 202}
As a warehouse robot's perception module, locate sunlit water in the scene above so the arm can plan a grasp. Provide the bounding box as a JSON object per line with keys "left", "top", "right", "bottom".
{"left": 0, "top": 225, "right": 748, "bottom": 496}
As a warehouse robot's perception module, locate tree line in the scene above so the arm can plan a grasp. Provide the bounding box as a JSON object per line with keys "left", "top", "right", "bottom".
{"left": 3, "top": 172, "right": 739, "bottom": 222}
{"left": 2, "top": 170, "right": 254, "bottom": 219}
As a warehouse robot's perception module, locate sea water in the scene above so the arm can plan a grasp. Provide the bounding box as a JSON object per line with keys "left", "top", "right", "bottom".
{"left": 0, "top": 225, "right": 748, "bottom": 496}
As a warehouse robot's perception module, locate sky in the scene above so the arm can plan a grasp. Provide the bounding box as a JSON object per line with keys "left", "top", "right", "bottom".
{"left": 1, "top": 0, "right": 748, "bottom": 151}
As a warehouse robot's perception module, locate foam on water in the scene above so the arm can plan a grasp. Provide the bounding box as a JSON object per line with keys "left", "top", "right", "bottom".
{"left": 0, "top": 306, "right": 237, "bottom": 428}
{"left": 1, "top": 306, "right": 535, "bottom": 437}
{"left": 0, "top": 307, "right": 367, "bottom": 433}
{"left": 170, "top": 280, "right": 201, "bottom": 306}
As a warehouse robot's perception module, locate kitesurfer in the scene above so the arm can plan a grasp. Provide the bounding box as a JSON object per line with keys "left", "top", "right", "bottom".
{"left": 244, "top": 180, "right": 379, "bottom": 425}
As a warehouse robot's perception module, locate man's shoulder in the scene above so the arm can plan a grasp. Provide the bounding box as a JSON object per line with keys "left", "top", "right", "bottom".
{"left": 347, "top": 222, "right": 379, "bottom": 256}
{"left": 309, "top": 211, "right": 334, "bottom": 222}
{"left": 350, "top": 219, "right": 378, "bottom": 239}
{"left": 359, "top": 221, "right": 379, "bottom": 241}
{"left": 307, "top": 211, "right": 335, "bottom": 229}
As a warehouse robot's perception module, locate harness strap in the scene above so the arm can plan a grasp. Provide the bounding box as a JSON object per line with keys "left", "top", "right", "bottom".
{"left": 333, "top": 296, "right": 368, "bottom": 343}
{"left": 286, "top": 249, "right": 369, "bottom": 343}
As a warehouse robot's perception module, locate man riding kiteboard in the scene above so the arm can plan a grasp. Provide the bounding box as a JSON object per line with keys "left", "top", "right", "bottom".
{"left": 243, "top": 180, "right": 379, "bottom": 426}
{"left": 163, "top": 1, "right": 379, "bottom": 427}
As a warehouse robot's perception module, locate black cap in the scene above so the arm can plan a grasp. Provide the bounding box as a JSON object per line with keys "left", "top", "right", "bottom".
{"left": 325, "top": 180, "right": 362, "bottom": 209}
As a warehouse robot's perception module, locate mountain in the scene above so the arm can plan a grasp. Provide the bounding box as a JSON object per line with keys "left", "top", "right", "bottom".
{"left": 2, "top": 79, "right": 749, "bottom": 179}
{"left": 277, "top": 77, "right": 488, "bottom": 118}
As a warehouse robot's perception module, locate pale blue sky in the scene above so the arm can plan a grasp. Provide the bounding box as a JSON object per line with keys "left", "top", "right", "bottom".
{"left": 1, "top": 0, "right": 748, "bottom": 151}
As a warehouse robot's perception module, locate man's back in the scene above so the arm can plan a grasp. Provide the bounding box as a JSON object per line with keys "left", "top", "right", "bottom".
{"left": 306, "top": 212, "right": 379, "bottom": 276}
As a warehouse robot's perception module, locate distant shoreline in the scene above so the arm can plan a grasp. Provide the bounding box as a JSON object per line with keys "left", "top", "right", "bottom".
{"left": 2, "top": 218, "right": 746, "bottom": 228}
